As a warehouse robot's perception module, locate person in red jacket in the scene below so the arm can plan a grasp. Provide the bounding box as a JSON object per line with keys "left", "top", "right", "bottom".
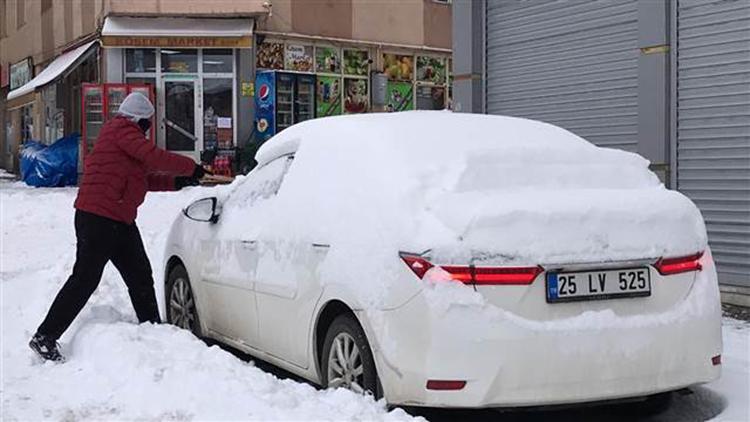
{"left": 29, "top": 92, "right": 205, "bottom": 362}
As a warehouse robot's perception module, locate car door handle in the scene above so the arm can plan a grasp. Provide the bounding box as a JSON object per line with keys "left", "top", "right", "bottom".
{"left": 240, "top": 240, "right": 257, "bottom": 248}
{"left": 312, "top": 243, "right": 330, "bottom": 249}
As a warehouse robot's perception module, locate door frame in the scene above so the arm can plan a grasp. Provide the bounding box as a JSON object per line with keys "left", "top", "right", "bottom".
{"left": 159, "top": 74, "right": 202, "bottom": 161}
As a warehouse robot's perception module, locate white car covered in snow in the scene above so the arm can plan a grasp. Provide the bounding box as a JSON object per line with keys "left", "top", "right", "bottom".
{"left": 163, "top": 112, "right": 722, "bottom": 410}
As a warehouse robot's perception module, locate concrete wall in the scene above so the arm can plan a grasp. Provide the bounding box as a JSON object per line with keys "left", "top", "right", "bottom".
{"left": 106, "top": 0, "right": 268, "bottom": 16}
{"left": 259, "top": 0, "right": 452, "bottom": 49}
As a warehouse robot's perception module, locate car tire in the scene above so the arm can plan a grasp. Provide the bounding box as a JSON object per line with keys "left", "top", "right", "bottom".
{"left": 165, "top": 264, "right": 203, "bottom": 338}
{"left": 321, "top": 314, "right": 381, "bottom": 399}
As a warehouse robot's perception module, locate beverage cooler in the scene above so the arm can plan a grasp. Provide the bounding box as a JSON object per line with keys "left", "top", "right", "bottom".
{"left": 81, "top": 83, "right": 155, "bottom": 156}
{"left": 254, "top": 71, "right": 316, "bottom": 142}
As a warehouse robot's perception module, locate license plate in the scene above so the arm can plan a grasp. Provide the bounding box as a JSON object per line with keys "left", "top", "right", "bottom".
{"left": 546, "top": 267, "right": 651, "bottom": 303}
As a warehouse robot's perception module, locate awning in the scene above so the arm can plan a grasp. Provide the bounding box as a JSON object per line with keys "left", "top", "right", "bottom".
{"left": 7, "top": 40, "right": 99, "bottom": 102}
{"left": 101, "top": 17, "right": 253, "bottom": 48}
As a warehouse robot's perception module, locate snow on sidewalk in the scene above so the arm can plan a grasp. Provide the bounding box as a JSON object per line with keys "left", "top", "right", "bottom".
{"left": 0, "top": 182, "right": 416, "bottom": 421}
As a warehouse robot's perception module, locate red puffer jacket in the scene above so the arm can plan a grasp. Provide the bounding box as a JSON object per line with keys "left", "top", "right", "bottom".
{"left": 75, "top": 116, "right": 196, "bottom": 224}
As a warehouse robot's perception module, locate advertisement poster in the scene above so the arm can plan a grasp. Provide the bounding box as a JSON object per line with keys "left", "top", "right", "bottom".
{"left": 317, "top": 76, "right": 342, "bottom": 117}
{"left": 343, "top": 78, "right": 368, "bottom": 114}
{"left": 254, "top": 71, "right": 276, "bottom": 141}
{"left": 383, "top": 54, "right": 413, "bottom": 81}
{"left": 256, "top": 42, "right": 284, "bottom": 69}
{"left": 416, "top": 56, "right": 446, "bottom": 85}
{"left": 343, "top": 49, "right": 369, "bottom": 76}
{"left": 285, "top": 44, "right": 314, "bottom": 72}
{"left": 315, "top": 47, "right": 340, "bottom": 74}
{"left": 386, "top": 81, "right": 413, "bottom": 112}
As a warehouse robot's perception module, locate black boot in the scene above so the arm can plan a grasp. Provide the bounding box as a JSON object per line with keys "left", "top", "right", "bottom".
{"left": 29, "top": 333, "right": 65, "bottom": 362}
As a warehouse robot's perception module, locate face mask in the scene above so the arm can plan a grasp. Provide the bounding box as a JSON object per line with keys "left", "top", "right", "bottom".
{"left": 137, "top": 118, "right": 152, "bottom": 134}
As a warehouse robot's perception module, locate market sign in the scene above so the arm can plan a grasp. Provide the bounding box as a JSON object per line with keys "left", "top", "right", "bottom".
{"left": 10, "top": 58, "right": 33, "bottom": 90}
{"left": 101, "top": 36, "right": 252, "bottom": 48}
{"left": 285, "top": 44, "right": 313, "bottom": 72}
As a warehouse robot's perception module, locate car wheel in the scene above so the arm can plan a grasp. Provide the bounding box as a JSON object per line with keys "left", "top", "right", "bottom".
{"left": 321, "top": 314, "right": 381, "bottom": 398}
{"left": 166, "top": 265, "right": 202, "bottom": 337}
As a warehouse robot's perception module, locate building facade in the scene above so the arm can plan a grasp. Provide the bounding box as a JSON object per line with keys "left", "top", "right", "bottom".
{"left": 1, "top": 0, "right": 452, "bottom": 170}
{"left": 453, "top": 0, "right": 750, "bottom": 304}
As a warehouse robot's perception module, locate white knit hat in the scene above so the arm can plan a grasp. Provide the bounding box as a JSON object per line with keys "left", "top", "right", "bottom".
{"left": 118, "top": 92, "right": 155, "bottom": 120}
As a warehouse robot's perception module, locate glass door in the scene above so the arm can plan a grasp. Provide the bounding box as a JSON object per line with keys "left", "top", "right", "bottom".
{"left": 276, "top": 73, "right": 294, "bottom": 132}
{"left": 81, "top": 84, "right": 104, "bottom": 156}
{"left": 160, "top": 76, "right": 201, "bottom": 160}
{"left": 295, "top": 74, "right": 315, "bottom": 124}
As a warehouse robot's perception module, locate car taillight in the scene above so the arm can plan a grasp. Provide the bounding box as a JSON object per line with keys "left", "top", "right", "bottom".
{"left": 654, "top": 252, "right": 704, "bottom": 275}
{"left": 400, "top": 252, "right": 543, "bottom": 285}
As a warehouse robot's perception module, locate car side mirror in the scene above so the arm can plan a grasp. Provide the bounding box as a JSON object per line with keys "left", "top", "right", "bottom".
{"left": 184, "top": 197, "right": 220, "bottom": 224}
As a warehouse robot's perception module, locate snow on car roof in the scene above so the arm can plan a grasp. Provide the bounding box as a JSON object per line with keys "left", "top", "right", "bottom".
{"left": 256, "top": 111, "right": 596, "bottom": 166}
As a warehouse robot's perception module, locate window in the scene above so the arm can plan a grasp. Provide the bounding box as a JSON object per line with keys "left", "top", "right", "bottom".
{"left": 125, "top": 49, "right": 157, "bottom": 73}
{"left": 203, "top": 78, "right": 233, "bottom": 150}
{"left": 161, "top": 49, "right": 197, "bottom": 73}
{"left": 203, "top": 49, "right": 233, "bottom": 73}
{"left": 229, "top": 155, "right": 294, "bottom": 208}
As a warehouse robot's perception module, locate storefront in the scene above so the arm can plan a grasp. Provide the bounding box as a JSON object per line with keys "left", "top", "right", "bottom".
{"left": 5, "top": 40, "right": 100, "bottom": 172}
{"left": 253, "top": 34, "right": 451, "bottom": 139}
{"left": 100, "top": 17, "right": 254, "bottom": 163}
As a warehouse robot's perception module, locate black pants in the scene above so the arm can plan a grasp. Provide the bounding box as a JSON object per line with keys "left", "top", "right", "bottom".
{"left": 37, "top": 210, "right": 161, "bottom": 340}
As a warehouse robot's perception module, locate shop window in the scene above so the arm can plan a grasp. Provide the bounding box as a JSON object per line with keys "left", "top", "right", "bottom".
{"left": 383, "top": 54, "right": 414, "bottom": 82}
{"left": 343, "top": 78, "right": 368, "bottom": 114}
{"left": 285, "top": 44, "right": 313, "bottom": 72}
{"left": 203, "top": 78, "right": 233, "bottom": 150}
{"left": 257, "top": 41, "right": 284, "bottom": 70}
{"left": 316, "top": 76, "right": 342, "bottom": 117}
{"left": 343, "top": 49, "right": 369, "bottom": 76}
{"left": 416, "top": 56, "right": 446, "bottom": 85}
{"left": 315, "top": 46, "right": 340, "bottom": 74}
{"left": 125, "top": 49, "right": 157, "bottom": 73}
{"left": 161, "top": 49, "right": 197, "bottom": 73}
{"left": 203, "top": 49, "right": 233, "bottom": 74}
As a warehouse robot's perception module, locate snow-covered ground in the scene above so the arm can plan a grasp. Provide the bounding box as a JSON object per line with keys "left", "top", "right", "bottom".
{"left": 1, "top": 181, "right": 748, "bottom": 421}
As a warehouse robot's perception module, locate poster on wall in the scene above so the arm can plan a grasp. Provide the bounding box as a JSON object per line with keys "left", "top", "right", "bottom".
{"left": 343, "top": 49, "right": 369, "bottom": 76}
{"left": 343, "top": 78, "right": 368, "bottom": 114}
{"left": 256, "top": 41, "right": 284, "bottom": 69}
{"left": 383, "top": 54, "right": 413, "bottom": 81}
{"left": 285, "top": 44, "right": 314, "bottom": 72}
{"left": 316, "top": 46, "right": 341, "bottom": 74}
{"left": 386, "top": 81, "right": 413, "bottom": 112}
{"left": 416, "top": 56, "right": 446, "bottom": 85}
{"left": 317, "top": 76, "right": 342, "bottom": 117}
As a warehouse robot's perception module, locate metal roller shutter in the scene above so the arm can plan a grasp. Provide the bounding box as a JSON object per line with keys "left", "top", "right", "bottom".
{"left": 485, "top": 0, "right": 639, "bottom": 151}
{"left": 676, "top": 0, "right": 750, "bottom": 288}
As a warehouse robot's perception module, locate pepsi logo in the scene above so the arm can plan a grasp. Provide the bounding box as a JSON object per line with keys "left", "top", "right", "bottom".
{"left": 258, "top": 84, "right": 270, "bottom": 100}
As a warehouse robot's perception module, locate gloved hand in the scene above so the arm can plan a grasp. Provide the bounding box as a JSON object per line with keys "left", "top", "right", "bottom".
{"left": 174, "top": 176, "right": 200, "bottom": 190}
{"left": 192, "top": 164, "right": 212, "bottom": 180}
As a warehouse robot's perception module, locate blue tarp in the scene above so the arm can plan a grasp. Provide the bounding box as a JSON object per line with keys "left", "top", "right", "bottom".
{"left": 20, "top": 134, "right": 79, "bottom": 187}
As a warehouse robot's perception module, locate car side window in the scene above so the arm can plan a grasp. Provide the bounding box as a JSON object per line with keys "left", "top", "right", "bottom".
{"left": 231, "top": 155, "right": 293, "bottom": 208}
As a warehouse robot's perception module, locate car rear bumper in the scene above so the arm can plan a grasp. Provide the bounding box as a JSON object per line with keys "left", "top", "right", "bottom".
{"left": 370, "top": 265, "right": 722, "bottom": 408}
